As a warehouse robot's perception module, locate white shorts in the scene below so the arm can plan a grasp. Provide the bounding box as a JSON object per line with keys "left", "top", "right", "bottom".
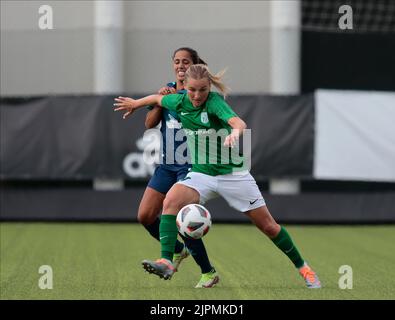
{"left": 176, "top": 170, "right": 266, "bottom": 212}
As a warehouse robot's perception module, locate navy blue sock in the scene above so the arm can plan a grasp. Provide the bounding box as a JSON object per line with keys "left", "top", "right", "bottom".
{"left": 143, "top": 218, "right": 184, "bottom": 254}
{"left": 182, "top": 236, "right": 213, "bottom": 274}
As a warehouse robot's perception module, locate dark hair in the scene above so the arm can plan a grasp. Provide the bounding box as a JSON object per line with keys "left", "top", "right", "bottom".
{"left": 172, "top": 47, "right": 207, "bottom": 65}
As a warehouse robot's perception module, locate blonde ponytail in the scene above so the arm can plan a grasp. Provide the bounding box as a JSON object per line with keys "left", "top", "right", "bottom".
{"left": 185, "top": 64, "right": 230, "bottom": 97}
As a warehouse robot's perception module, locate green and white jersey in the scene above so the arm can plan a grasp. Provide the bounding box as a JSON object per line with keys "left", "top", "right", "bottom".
{"left": 161, "top": 92, "right": 245, "bottom": 176}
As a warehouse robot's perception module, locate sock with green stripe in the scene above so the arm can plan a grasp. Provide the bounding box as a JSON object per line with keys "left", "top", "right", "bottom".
{"left": 159, "top": 214, "right": 179, "bottom": 262}
{"left": 271, "top": 226, "right": 305, "bottom": 268}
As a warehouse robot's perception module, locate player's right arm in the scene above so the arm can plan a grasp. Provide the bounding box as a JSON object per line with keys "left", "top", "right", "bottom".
{"left": 113, "top": 95, "right": 164, "bottom": 119}
{"left": 145, "top": 86, "right": 177, "bottom": 128}
{"left": 145, "top": 105, "right": 162, "bottom": 128}
{"left": 114, "top": 92, "right": 182, "bottom": 119}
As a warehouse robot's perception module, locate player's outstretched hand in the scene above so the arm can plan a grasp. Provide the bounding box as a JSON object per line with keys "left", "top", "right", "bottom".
{"left": 113, "top": 96, "right": 137, "bottom": 119}
{"left": 224, "top": 132, "right": 239, "bottom": 148}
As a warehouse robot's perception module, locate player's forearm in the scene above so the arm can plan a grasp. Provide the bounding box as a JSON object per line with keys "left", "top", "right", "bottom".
{"left": 136, "top": 95, "right": 163, "bottom": 109}
{"left": 145, "top": 106, "right": 162, "bottom": 128}
{"left": 228, "top": 117, "right": 247, "bottom": 136}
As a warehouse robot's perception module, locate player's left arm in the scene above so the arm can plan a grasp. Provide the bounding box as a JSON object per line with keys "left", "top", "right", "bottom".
{"left": 224, "top": 117, "right": 247, "bottom": 148}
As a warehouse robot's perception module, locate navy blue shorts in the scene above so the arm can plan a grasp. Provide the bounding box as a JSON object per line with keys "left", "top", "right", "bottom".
{"left": 148, "top": 165, "right": 191, "bottom": 194}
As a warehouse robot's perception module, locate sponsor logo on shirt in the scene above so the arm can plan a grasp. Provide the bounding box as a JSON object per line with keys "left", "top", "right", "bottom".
{"left": 184, "top": 128, "right": 216, "bottom": 136}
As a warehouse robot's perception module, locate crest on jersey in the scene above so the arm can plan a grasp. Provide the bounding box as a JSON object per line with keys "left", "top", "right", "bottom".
{"left": 200, "top": 112, "right": 209, "bottom": 124}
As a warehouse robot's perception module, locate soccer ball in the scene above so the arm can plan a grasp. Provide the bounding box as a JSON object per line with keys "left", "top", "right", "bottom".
{"left": 176, "top": 204, "right": 212, "bottom": 239}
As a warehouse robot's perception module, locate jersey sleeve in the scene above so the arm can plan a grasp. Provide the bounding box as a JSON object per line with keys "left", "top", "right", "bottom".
{"left": 161, "top": 93, "right": 184, "bottom": 112}
{"left": 209, "top": 93, "right": 238, "bottom": 122}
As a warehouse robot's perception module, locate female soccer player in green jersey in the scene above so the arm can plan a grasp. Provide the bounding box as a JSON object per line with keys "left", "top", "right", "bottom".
{"left": 137, "top": 48, "right": 219, "bottom": 288}
{"left": 114, "top": 64, "right": 321, "bottom": 289}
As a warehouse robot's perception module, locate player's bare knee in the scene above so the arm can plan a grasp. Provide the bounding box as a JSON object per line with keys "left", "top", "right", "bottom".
{"left": 137, "top": 209, "right": 157, "bottom": 225}
{"left": 262, "top": 222, "right": 280, "bottom": 238}
{"left": 163, "top": 195, "right": 183, "bottom": 213}
{"left": 137, "top": 213, "right": 148, "bottom": 225}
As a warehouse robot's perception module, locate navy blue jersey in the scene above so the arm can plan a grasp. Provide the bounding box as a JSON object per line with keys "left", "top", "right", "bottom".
{"left": 149, "top": 82, "right": 191, "bottom": 171}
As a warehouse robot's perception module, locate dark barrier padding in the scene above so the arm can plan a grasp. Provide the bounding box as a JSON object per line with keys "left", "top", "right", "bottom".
{"left": 1, "top": 188, "right": 394, "bottom": 223}
{"left": 0, "top": 95, "right": 147, "bottom": 179}
{"left": 0, "top": 94, "right": 314, "bottom": 180}
{"left": 302, "top": 31, "right": 395, "bottom": 92}
{"left": 231, "top": 95, "right": 314, "bottom": 180}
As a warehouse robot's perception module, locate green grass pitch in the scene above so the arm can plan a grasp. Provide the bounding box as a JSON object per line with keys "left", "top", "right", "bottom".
{"left": 1, "top": 223, "right": 394, "bottom": 300}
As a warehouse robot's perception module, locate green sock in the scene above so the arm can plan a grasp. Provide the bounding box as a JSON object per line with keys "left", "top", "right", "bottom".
{"left": 159, "top": 214, "right": 178, "bottom": 261}
{"left": 271, "top": 226, "right": 305, "bottom": 268}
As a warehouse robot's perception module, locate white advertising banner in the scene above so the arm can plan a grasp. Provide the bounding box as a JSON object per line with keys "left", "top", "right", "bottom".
{"left": 314, "top": 89, "right": 395, "bottom": 182}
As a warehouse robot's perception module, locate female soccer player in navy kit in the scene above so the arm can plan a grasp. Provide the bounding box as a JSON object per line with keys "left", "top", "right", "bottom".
{"left": 114, "top": 63, "right": 321, "bottom": 289}
{"left": 134, "top": 48, "right": 219, "bottom": 288}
